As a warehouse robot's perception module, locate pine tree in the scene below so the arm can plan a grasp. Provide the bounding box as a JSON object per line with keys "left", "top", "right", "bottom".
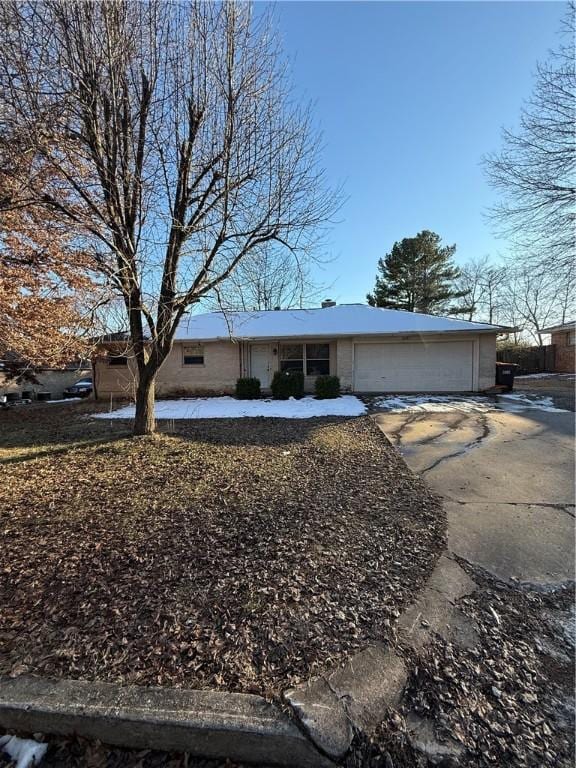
{"left": 366, "top": 230, "right": 471, "bottom": 314}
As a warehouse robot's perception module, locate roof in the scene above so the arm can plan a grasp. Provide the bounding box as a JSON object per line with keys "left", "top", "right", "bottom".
{"left": 92, "top": 331, "right": 131, "bottom": 343}
{"left": 174, "top": 304, "right": 506, "bottom": 342}
{"left": 540, "top": 320, "right": 575, "bottom": 334}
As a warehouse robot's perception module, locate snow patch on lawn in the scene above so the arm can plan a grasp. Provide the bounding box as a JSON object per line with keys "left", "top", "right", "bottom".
{"left": 373, "top": 393, "right": 569, "bottom": 413}
{"left": 516, "top": 373, "right": 575, "bottom": 380}
{"left": 93, "top": 395, "right": 367, "bottom": 420}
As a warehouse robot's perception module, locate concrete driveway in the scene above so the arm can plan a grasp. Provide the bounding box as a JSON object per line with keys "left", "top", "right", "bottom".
{"left": 373, "top": 397, "right": 575, "bottom": 587}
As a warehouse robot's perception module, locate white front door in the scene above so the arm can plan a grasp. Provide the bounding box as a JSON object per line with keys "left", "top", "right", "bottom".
{"left": 250, "top": 344, "right": 273, "bottom": 387}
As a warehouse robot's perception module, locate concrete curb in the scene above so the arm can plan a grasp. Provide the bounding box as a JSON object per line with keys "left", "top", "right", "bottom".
{"left": 284, "top": 644, "right": 407, "bottom": 761}
{"left": 0, "top": 676, "right": 334, "bottom": 768}
{"left": 283, "top": 557, "right": 479, "bottom": 761}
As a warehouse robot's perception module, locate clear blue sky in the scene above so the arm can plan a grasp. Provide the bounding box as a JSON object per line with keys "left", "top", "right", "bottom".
{"left": 265, "top": 0, "right": 565, "bottom": 304}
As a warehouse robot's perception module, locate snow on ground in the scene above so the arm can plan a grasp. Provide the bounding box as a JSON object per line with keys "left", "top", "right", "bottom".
{"left": 0, "top": 735, "right": 48, "bottom": 768}
{"left": 373, "top": 393, "right": 569, "bottom": 414}
{"left": 93, "top": 395, "right": 367, "bottom": 420}
{"left": 47, "top": 398, "right": 82, "bottom": 403}
{"left": 494, "top": 393, "right": 569, "bottom": 412}
{"left": 515, "top": 373, "right": 575, "bottom": 380}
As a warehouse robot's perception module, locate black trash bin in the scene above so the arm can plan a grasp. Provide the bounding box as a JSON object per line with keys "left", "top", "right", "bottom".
{"left": 495, "top": 362, "right": 519, "bottom": 391}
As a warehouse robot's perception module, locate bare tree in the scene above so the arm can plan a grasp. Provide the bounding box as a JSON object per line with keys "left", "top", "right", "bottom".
{"left": 456, "top": 253, "right": 575, "bottom": 342}
{"left": 0, "top": 1, "right": 338, "bottom": 434}
{"left": 484, "top": 2, "right": 575, "bottom": 272}
{"left": 499, "top": 265, "right": 575, "bottom": 345}
{"left": 455, "top": 256, "right": 491, "bottom": 321}
{"left": 482, "top": 266, "right": 507, "bottom": 326}
{"left": 207, "top": 244, "right": 326, "bottom": 311}
{"left": 455, "top": 256, "right": 506, "bottom": 323}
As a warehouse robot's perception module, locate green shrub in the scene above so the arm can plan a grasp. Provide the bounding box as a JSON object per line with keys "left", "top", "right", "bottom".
{"left": 271, "top": 370, "right": 304, "bottom": 400}
{"left": 235, "top": 377, "right": 261, "bottom": 400}
{"left": 315, "top": 375, "right": 341, "bottom": 399}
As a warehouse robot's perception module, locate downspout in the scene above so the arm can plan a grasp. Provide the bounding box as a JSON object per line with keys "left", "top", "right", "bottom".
{"left": 238, "top": 341, "right": 245, "bottom": 379}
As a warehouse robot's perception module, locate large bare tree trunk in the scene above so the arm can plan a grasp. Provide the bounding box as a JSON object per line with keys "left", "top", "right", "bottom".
{"left": 133, "top": 376, "right": 156, "bottom": 436}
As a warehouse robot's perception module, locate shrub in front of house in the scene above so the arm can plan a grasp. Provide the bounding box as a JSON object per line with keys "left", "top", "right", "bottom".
{"left": 235, "top": 377, "right": 261, "bottom": 400}
{"left": 271, "top": 370, "right": 304, "bottom": 400}
{"left": 315, "top": 375, "right": 341, "bottom": 399}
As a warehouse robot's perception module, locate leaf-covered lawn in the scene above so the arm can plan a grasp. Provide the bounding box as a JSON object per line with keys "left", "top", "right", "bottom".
{"left": 0, "top": 404, "right": 445, "bottom": 695}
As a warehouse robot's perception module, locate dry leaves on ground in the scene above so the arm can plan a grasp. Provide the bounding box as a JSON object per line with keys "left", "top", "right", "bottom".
{"left": 0, "top": 409, "right": 445, "bottom": 695}
{"left": 400, "top": 576, "right": 575, "bottom": 767}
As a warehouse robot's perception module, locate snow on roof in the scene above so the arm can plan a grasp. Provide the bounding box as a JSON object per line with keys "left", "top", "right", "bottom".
{"left": 174, "top": 304, "right": 504, "bottom": 341}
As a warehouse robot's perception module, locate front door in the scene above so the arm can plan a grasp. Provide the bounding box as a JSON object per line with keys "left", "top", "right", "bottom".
{"left": 250, "top": 344, "right": 273, "bottom": 387}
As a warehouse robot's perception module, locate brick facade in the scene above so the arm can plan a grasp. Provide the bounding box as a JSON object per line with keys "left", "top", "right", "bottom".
{"left": 94, "top": 333, "right": 498, "bottom": 398}
{"left": 551, "top": 332, "right": 575, "bottom": 373}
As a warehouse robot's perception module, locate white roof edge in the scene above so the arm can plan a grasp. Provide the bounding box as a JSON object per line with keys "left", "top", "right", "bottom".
{"left": 189, "top": 305, "right": 507, "bottom": 328}
{"left": 540, "top": 320, "right": 576, "bottom": 333}
{"left": 177, "top": 328, "right": 504, "bottom": 342}
{"left": 173, "top": 305, "right": 508, "bottom": 342}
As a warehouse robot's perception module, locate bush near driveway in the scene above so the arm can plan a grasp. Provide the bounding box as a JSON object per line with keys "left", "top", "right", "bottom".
{"left": 0, "top": 406, "right": 445, "bottom": 696}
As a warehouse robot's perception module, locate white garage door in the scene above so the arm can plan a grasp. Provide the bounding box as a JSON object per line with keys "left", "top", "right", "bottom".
{"left": 353, "top": 341, "right": 474, "bottom": 392}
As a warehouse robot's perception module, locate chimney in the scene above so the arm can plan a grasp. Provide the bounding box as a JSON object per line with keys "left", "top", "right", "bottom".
{"left": 321, "top": 299, "right": 336, "bottom": 308}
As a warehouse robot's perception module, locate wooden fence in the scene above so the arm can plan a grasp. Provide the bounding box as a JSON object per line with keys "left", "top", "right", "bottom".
{"left": 496, "top": 345, "right": 556, "bottom": 375}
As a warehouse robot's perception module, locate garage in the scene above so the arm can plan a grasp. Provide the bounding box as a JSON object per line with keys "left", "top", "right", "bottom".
{"left": 353, "top": 340, "right": 475, "bottom": 392}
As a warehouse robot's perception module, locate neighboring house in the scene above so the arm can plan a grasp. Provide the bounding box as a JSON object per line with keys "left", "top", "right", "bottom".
{"left": 540, "top": 321, "right": 575, "bottom": 373}
{"left": 94, "top": 302, "right": 506, "bottom": 398}
{"left": 0, "top": 359, "right": 91, "bottom": 400}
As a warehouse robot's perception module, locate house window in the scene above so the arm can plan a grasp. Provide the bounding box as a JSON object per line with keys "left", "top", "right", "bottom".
{"left": 183, "top": 344, "right": 204, "bottom": 366}
{"left": 279, "top": 344, "right": 304, "bottom": 373}
{"left": 108, "top": 355, "right": 128, "bottom": 366}
{"left": 306, "top": 343, "right": 330, "bottom": 376}
{"left": 279, "top": 343, "right": 331, "bottom": 375}
{"left": 568, "top": 331, "right": 575, "bottom": 346}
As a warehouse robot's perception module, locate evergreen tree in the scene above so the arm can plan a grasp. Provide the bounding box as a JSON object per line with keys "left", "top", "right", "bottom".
{"left": 366, "top": 230, "right": 471, "bottom": 314}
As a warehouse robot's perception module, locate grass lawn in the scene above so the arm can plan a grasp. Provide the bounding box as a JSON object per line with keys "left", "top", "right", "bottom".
{"left": 0, "top": 401, "right": 445, "bottom": 695}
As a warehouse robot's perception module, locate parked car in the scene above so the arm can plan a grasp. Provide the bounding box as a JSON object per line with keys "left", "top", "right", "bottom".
{"left": 63, "top": 377, "right": 93, "bottom": 399}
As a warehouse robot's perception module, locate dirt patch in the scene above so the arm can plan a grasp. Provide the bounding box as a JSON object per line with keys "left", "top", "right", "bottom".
{"left": 0, "top": 408, "right": 444, "bottom": 696}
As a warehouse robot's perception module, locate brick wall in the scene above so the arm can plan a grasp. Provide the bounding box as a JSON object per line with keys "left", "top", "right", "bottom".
{"left": 94, "top": 341, "right": 241, "bottom": 399}
{"left": 551, "top": 332, "right": 575, "bottom": 373}
{"left": 554, "top": 345, "right": 575, "bottom": 373}
{"left": 336, "top": 339, "right": 354, "bottom": 391}
{"left": 157, "top": 341, "right": 240, "bottom": 396}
